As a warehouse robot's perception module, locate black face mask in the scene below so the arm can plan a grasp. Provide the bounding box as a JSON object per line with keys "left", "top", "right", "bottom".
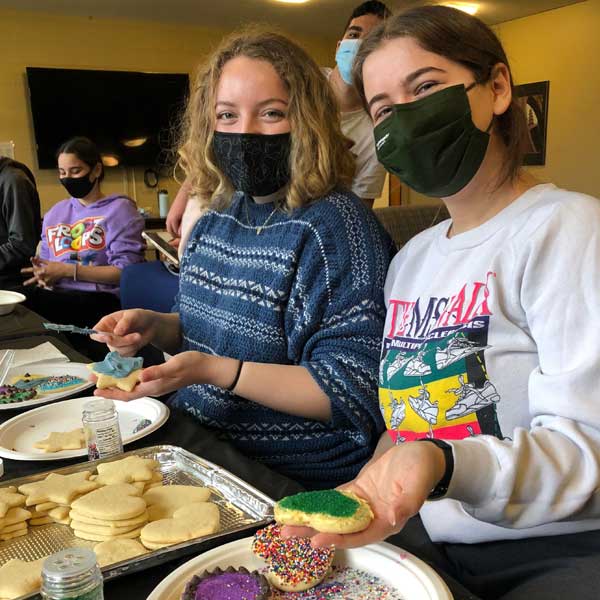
{"left": 59, "top": 174, "right": 97, "bottom": 199}
{"left": 212, "top": 131, "right": 291, "bottom": 196}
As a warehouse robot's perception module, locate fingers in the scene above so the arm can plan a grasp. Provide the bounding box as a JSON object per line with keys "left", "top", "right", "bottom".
{"left": 23, "top": 276, "right": 38, "bottom": 286}
{"left": 93, "top": 378, "right": 162, "bottom": 401}
{"left": 139, "top": 364, "right": 167, "bottom": 383}
{"left": 94, "top": 388, "right": 138, "bottom": 401}
{"left": 280, "top": 525, "right": 317, "bottom": 539}
{"left": 20, "top": 267, "right": 34, "bottom": 274}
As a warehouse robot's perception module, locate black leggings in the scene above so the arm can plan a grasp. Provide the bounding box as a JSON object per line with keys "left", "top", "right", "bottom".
{"left": 25, "top": 287, "right": 120, "bottom": 361}
{"left": 388, "top": 516, "right": 600, "bottom": 600}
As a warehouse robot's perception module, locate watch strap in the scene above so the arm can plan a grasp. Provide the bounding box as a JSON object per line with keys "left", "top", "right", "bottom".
{"left": 418, "top": 438, "right": 454, "bottom": 500}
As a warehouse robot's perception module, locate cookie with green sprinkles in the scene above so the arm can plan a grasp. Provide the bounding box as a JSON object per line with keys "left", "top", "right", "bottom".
{"left": 274, "top": 489, "right": 373, "bottom": 534}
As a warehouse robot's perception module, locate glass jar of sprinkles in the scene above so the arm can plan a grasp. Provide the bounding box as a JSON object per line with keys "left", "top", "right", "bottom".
{"left": 82, "top": 398, "right": 123, "bottom": 460}
{"left": 41, "top": 548, "right": 104, "bottom": 600}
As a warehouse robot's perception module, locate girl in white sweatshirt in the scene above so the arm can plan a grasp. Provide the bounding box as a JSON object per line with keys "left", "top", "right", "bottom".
{"left": 285, "top": 6, "right": 600, "bottom": 600}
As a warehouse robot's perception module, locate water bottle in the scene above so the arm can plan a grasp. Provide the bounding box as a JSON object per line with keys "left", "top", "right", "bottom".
{"left": 158, "top": 189, "right": 169, "bottom": 218}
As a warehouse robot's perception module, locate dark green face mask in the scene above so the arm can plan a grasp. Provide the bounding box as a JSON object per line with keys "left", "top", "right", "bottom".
{"left": 374, "top": 83, "right": 491, "bottom": 197}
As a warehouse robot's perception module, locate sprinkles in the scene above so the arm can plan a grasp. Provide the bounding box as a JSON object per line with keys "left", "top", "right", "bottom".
{"left": 252, "top": 524, "right": 334, "bottom": 588}
{"left": 267, "top": 565, "right": 404, "bottom": 600}
{"left": 278, "top": 491, "right": 360, "bottom": 518}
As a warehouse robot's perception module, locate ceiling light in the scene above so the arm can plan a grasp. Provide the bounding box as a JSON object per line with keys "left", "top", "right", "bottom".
{"left": 122, "top": 137, "right": 148, "bottom": 148}
{"left": 274, "top": 0, "right": 310, "bottom": 4}
{"left": 442, "top": 2, "right": 479, "bottom": 15}
{"left": 101, "top": 155, "right": 120, "bottom": 167}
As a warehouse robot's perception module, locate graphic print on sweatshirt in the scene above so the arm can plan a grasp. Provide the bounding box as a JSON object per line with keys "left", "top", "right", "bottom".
{"left": 46, "top": 217, "right": 106, "bottom": 258}
{"left": 380, "top": 272, "right": 503, "bottom": 442}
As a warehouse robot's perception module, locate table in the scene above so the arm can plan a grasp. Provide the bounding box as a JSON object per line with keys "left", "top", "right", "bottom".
{"left": 0, "top": 304, "right": 52, "bottom": 341}
{"left": 0, "top": 335, "right": 304, "bottom": 596}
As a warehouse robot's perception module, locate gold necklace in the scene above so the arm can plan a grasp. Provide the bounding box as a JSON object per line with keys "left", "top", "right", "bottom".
{"left": 245, "top": 199, "right": 279, "bottom": 235}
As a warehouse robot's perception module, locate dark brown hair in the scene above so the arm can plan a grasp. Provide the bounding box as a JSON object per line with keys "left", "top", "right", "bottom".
{"left": 56, "top": 136, "right": 104, "bottom": 181}
{"left": 353, "top": 5, "right": 527, "bottom": 185}
{"left": 343, "top": 1, "right": 391, "bottom": 34}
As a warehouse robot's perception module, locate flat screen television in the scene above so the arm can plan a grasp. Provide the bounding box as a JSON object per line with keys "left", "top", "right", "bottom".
{"left": 26, "top": 67, "right": 189, "bottom": 169}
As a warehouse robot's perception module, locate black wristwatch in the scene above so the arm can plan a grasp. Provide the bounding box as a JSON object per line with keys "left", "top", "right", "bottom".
{"left": 418, "top": 438, "right": 454, "bottom": 500}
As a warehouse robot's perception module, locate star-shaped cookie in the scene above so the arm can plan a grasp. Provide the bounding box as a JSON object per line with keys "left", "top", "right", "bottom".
{"left": 34, "top": 428, "right": 86, "bottom": 453}
{"left": 0, "top": 486, "right": 26, "bottom": 518}
{"left": 93, "top": 369, "right": 142, "bottom": 392}
{"left": 18, "top": 471, "right": 99, "bottom": 506}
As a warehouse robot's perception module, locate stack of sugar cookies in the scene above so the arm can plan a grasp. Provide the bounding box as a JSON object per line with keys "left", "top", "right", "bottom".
{"left": 0, "top": 486, "right": 29, "bottom": 541}
{"left": 69, "top": 483, "right": 149, "bottom": 542}
{"left": 18, "top": 471, "right": 99, "bottom": 530}
{"left": 140, "top": 484, "right": 220, "bottom": 550}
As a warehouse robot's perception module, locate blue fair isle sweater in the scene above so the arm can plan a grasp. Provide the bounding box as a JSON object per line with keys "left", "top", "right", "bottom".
{"left": 171, "top": 189, "right": 395, "bottom": 488}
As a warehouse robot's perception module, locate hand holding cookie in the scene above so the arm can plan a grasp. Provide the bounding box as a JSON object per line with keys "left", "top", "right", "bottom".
{"left": 282, "top": 442, "right": 446, "bottom": 549}
{"left": 93, "top": 351, "right": 206, "bottom": 401}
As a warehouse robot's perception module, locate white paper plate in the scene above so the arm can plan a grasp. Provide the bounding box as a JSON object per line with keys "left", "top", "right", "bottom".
{"left": 148, "top": 536, "right": 453, "bottom": 600}
{"left": 0, "top": 361, "right": 94, "bottom": 410}
{"left": 0, "top": 395, "right": 169, "bottom": 460}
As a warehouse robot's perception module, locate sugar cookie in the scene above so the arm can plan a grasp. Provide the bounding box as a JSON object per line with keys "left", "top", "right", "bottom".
{"left": 95, "top": 455, "right": 159, "bottom": 486}
{"left": 0, "top": 521, "right": 27, "bottom": 534}
{"left": 143, "top": 485, "right": 211, "bottom": 522}
{"left": 274, "top": 489, "right": 373, "bottom": 534}
{"left": 140, "top": 501, "right": 220, "bottom": 548}
{"left": 71, "top": 519, "right": 144, "bottom": 536}
{"left": 33, "top": 428, "right": 86, "bottom": 452}
{"left": 0, "top": 558, "right": 45, "bottom": 599}
{"left": 0, "top": 486, "right": 26, "bottom": 518}
{"left": 3, "top": 507, "right": 31, "bottom": 526}
{"left": 252, "top": 523, "right": 334, "bottom": 592}
{"left": 18, "top": 471, "right": 98, "bottom": 506}
{"left": 71, "top": 483, "right": 146, "bottom": 521}
{"left": 93, "top": 538, "right": 148, "bottom": 567}
{"left": 73, "top": 525, "right": 144, "bottom": 542}
{"left": 29, "top": 516, "right": 53, "bottom": 526}
{"left": 69, "top": 509, "right": 149, "bottom": 529}
{"left": 89, "top": 352, "right": 143, "bottom": 392}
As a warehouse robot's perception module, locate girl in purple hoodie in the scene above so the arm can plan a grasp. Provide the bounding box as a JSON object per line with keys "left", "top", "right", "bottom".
{"left": 22, "top": 137, "right": 144, "bottom": 357}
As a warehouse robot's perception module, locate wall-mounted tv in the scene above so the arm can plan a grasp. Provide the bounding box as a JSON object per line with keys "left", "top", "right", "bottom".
{"left": 26, "top": 67, "right": 189, "bottom": 170}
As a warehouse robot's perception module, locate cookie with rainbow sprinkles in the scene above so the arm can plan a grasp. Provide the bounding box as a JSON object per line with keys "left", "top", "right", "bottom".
{"left": 274, "top": 489, "right": 373, "bottom": 534}
{"left": 252, "top": 523, "right": 334, "bottom": 592}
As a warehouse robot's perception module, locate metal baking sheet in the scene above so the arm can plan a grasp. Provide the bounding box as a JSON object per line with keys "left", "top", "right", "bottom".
{"left": 0, "top": 445, "right": 275, "bottom": 598}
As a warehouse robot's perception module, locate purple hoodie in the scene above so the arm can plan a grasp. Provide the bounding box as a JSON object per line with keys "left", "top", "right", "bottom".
{"left": 39, "top": 194, "right": 145, "bottom": 294}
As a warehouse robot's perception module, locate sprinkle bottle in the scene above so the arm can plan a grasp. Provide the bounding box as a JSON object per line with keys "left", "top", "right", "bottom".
{"left": 82, "top": 398, "right": 123, "bottom": 460}
{"left": 41, "top": 548, "right": 103, "bottom": 600}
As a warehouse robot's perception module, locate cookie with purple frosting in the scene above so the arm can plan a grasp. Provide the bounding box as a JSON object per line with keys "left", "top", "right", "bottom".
{"left": 180, "top": 566, "right": 269, "bottom": 600}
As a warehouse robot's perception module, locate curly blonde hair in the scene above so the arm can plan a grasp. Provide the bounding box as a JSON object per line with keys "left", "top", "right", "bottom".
{"left": 177, "top": 29, "right": 355, "bottom": 211}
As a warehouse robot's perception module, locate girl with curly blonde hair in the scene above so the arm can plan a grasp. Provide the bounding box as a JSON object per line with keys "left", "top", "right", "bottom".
{"left": 93, "top": 30, "right": 394, "bottom": 488}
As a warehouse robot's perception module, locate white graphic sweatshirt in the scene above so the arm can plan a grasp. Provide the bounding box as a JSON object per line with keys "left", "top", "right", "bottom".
{"left": 380, "top": 184, "right": 600, "bottom": 543}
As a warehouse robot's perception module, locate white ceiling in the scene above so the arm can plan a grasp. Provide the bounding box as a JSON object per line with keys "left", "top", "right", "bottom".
{"left": 0, "top": 0, "right": 587, "bottom": 39}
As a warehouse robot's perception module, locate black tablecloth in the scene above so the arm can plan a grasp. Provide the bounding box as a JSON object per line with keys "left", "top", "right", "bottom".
{"left": 0, "top": 304, "right": 50, "bottom": 341}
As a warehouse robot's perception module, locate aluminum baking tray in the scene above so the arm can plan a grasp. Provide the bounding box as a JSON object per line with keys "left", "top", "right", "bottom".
{"left": 0, "top": 445, "right": 275, "bottom": 598}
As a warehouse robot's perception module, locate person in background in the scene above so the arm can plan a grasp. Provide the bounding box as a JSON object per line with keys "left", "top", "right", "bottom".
{"left": 0, "top": 156, "right": 41, "bottom": 290}
{"left": 284, "top": 6, "right": 600, "bottom": 599}
{"left": 91, "top": 31, "right": 394, "bottom": 489}
{"left": 23, "top": 137, "right": 144, "bottom": 358}
{"left": 324, "top": 0, "right": 390, "bottom": 208}
{"left": 165, "top": 0, "right": 391, "bottom": 242}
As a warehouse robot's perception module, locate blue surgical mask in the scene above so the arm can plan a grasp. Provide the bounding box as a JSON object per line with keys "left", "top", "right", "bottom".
{"left": 335, "top": 39, "right": 362, "bottom": 85}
